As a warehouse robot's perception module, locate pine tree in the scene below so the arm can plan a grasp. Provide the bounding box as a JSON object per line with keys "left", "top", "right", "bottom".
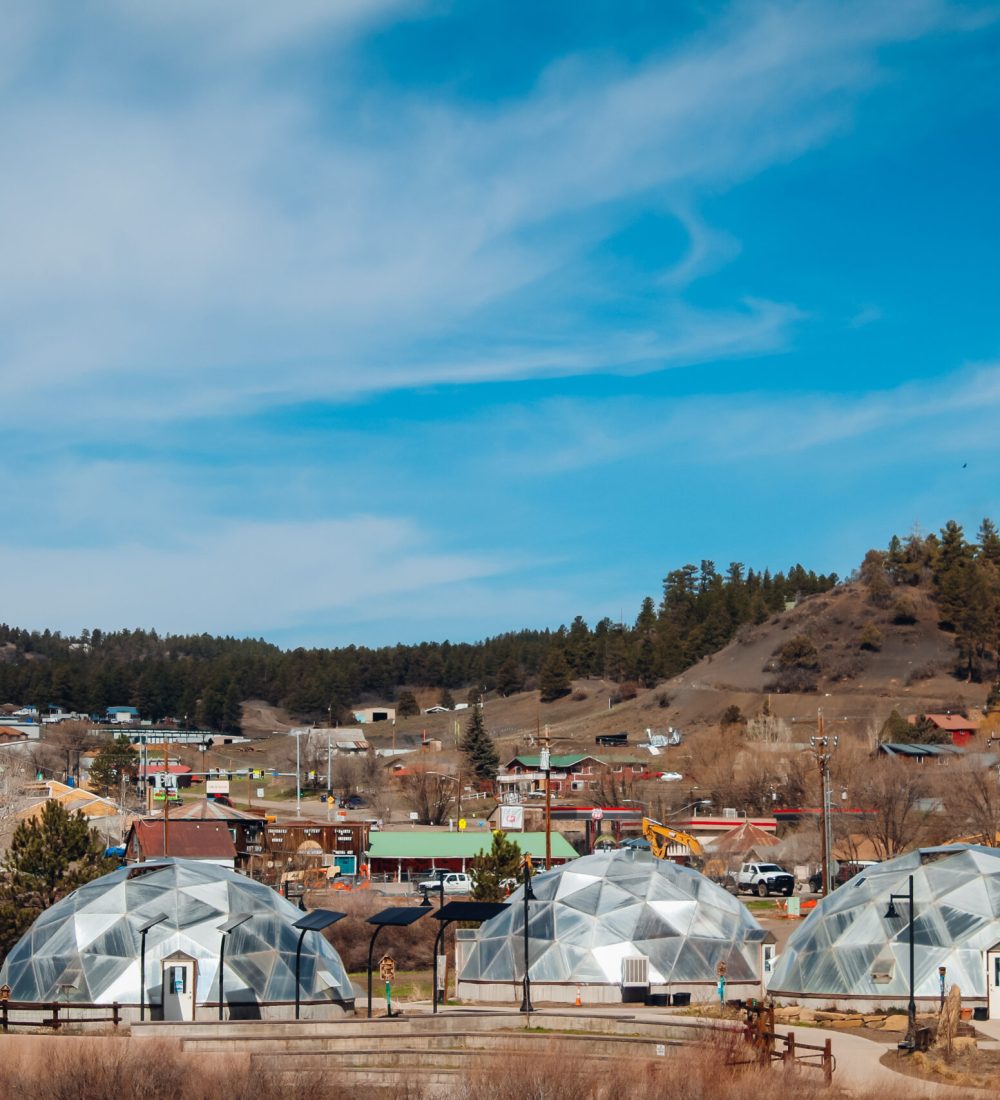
{"left": 0, "top": 801, "right": 115, "bottom": 962}
{"left": 539, "top": 648, "right": 572, "bottom": 702}
{"left": 460, "top": 705, "right": 499, "bottom": 780}
{"left": 471, "top": 830, "right": 524, "bottom": 902}
{"left": 495, "top": 658, "right": 524, "bottom": 698}
{"left": 396, "top": 690, "right": 420, "bottom": 718}
{"left": 87, "top": 734, "right": 138, "bottom": 797}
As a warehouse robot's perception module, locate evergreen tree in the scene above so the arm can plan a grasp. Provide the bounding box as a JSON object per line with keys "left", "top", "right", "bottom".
{"left": 539, "top": 649, "right": 572, "bottom": 702}
{"left": 395, "top": 690, "right": 420, "bottom": 718}
{"left": 495, "top": 659, "right": 524, "bottom": 697}
{"left": 460, "top": 705, "right": 499, "bottom": 780}
{"left": 471, "top": 830, "right": 524, "bottom": 902}
{"left": 0, "top": 801, "right": 115, "bottom": 962}
{"left": 87, "top": 734, "right": 138, "bottom": 797}
{"left": 438, "top": 687, "right": 455, "bottom": 710}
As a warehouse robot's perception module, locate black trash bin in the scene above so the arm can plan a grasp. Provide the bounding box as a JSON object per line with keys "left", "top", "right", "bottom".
{"left": 672, "top": 992, "right": 691, "bottom": 1007}
{"left": 974, "top": 1007, "right": 989, "bottom": 1021}
{"left": 645, "top": 993, "right": 670, "bottom": 1007}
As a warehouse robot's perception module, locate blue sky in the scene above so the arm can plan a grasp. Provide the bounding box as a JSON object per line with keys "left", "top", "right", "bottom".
{"left": 2, "top": 0, "right": 1000, "bottom": 647}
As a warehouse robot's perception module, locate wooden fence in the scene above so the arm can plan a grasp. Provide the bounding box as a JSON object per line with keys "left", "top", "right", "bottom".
{"left": 0, "top": 998, "right": 122, "bottom": 1032}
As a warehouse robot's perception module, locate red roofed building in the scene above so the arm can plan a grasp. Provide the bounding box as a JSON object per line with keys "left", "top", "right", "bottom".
{"left": 125, "top": 819, "right": 236, "bottom": 868}
{"left": 908, "top": 712, "right": 981, "bottom": 747}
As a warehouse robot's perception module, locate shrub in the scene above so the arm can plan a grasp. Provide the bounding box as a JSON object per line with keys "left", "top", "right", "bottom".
{"left": 776, "top": 635, "right": 820, "bottom": 671}
{"left": 858, "top": 624, "right": 883, "bottom": 652}
{"left": 892, "top": 597, "right": 918, "bottom": 625}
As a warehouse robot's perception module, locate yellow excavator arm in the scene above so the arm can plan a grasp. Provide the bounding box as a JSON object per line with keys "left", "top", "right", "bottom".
{"left": 641, "top": 817, "right": 704, "bottom": 863}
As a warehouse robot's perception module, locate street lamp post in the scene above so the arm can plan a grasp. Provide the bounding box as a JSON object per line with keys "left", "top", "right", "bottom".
{"left": 885, "top": 874, "right": 917, "bottom": 1048}
{"left": 291, "top": 909, "right": 345, "bottom": 1020}
{"left": 216, "top": 914, "right": 251, "bottom": 1021}
{"left": 421, "top": 871, "right": 446, "bottom": 1011}
{"left": 137, "top": 913, "right": 168, "bottom": 1023}
{"left": 365, "top": 906, "right": 427, "bottom": 1018}
{"left": 518, "top": 859, "right": 535, "bottom": 1014}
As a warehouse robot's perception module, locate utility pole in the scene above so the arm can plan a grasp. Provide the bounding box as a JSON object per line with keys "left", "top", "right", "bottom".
{"left": 810, "top": 712, "right": 838, "bottom": 897}
{"left": 162, "top": 741, "right": 170, "bottom": 858}
{"left": 541, "top": 726, "right": 552, "bottom": 870}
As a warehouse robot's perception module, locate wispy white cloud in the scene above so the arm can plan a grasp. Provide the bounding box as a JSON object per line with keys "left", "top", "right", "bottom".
{"left": 0, "top": 0, "right": 962, "bottom": 424}
{"left": 476, "top": 362, "right": 1000, "bottom": 477}
{"left": 0, "top": 517, "right": 515, "bottom": 639}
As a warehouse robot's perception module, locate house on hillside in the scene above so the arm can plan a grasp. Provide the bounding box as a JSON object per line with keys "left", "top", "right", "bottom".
{"left": 907, "top": 712, "right": 981, "bottom": 747}
{"left": 497, "top": 753, "right": 609, "bottom": 797}
{"left": 352, "top": 706, "right": 395, "bottom": 724}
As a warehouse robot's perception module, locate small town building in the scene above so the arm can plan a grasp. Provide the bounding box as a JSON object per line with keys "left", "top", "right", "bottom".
{"left": 125, "top": 819, "right": 237, "bottom": 868}
{"left": 875, "top": 742, "right": 964, "bottom": 763}
{"left": 497, "top": 753, "right": 608, "bottom": 797}
{"left": 366, "top": 829, "right": 576, "bottom": 883}
{"left": 262, "top": 820, "right": 370, "bottom": 880}
{"left": 352, "top": 706, "right": 395, "bottom": 724}
{"left": 107, "top": 706, "right": 140, "bottom": 724}
{"left": 908, "top": 712, "right": 981, "bottom": 747}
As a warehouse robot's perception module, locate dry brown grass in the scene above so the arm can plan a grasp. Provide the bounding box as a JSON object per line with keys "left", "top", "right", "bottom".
{"left": 2, "top": 1029, "right": 999, "bottom": 1100}
{"left": 0, "top": 1039, "right": 359, "bottom": 1100}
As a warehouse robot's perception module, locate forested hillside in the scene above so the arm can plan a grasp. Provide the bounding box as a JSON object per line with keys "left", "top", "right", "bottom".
{"left": 5, "top": 517, "right": 997, "bottom": 730}
{"left": 0, "top": 560, "right": 835, "bottom": 729}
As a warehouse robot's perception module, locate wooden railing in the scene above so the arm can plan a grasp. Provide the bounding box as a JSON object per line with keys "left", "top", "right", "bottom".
{"left": 0, "top": 998, "right": 121, "bottom": 1031}
{"left": 740, "top": 1002, "right": 835, "bottom": 1085}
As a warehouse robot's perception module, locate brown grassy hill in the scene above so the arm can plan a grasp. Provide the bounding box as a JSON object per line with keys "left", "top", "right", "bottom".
{"left": 233, "top": 581, "right": 991, "bottom": 809}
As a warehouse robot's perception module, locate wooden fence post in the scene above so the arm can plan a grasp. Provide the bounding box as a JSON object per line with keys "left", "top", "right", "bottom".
{"left": 783, "top": 1031, "right": 796, "bottom": 1064}
{"left": 824, "top": 1037, "right": 833, "bottom": 1085}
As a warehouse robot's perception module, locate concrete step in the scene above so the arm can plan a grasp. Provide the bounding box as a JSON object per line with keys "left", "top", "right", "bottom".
{"left": 218, "top": 1031, "right": 680, "bottom": 1061}
{"left": 134, "top": 1009, "right": 719, "bottom": 1047}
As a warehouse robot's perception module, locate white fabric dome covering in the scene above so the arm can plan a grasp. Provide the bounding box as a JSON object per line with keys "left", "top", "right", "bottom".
{"left": 769, "top": 845, "right": 1000, "bottom": 1008}
{"left": 459, "top": 851, "right": 767, "bottom": 1002}
{"left": 0, "top": 858, "right": 354, "bottom": 1014}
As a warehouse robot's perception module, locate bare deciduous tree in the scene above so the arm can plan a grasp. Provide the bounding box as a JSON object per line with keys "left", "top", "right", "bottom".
{"left": 943, "top": 760, "right": 1000, "bottom": 845}
{"left": 399, "top": 765, "right": 456, "bottom": 826}
{"left": 857, "top": 760, "right": 929, "bottom": 859}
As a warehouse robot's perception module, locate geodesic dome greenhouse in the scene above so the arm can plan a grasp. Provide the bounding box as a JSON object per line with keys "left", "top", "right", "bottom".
{"left": 769, "top": 845, "right": 1000, "bottom": 1010}
{"left": 458, "top": 850, "right": 768, "bottom": 1004}
{"left": 0, "top": 858, "right": 354, "bottom": 1016}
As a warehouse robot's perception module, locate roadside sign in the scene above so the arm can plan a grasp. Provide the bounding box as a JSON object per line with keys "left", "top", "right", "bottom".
{"left": 458, "top": 818, "right": 467, "bottom": 831}
{"left": 591, "top": 807, "right": 604, "bottom": 821}
{"left": 206, "top": 780, "right": 230, "bottom": 795}
{"left": 379, "top": 955, "right": 396, "bottom": 982}
{"left": 256, "top": 788, "right": 265, "bottom": 799}
{"left": 499, "top": 805, "right": 525, "bottom": 831}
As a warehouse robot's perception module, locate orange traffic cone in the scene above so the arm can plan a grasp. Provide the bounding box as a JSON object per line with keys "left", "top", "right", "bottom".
{"left": 575, "top": 986, "right": 582, "bottom": 1007}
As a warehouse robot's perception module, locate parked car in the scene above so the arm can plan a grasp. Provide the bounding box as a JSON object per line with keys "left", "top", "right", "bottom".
{"left": 342, "top": 794, "right": 367, "bottom": 809}
{"left": 417, "top": 872, "right": 473, "bottom": 895}
{"left": 735, "top": 862, "right": 795, "bottom": 897}
{"left": 808, "top": 861, "right": 877, "bottom": 894}
{"left": 657, "top": 772, "right": 684, "bottom": 782}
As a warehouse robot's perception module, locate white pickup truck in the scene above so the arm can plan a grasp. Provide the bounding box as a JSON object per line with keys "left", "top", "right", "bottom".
{"left": 735, "top": 862, "right": 795, "bottom": 897}
{"left": 417, "top": 872, "right": 473, "bottom": 895}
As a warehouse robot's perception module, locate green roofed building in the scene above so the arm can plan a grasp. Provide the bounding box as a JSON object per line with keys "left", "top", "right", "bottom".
{"left": 367, "top": 830, "right": 577, "bottom": 881}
